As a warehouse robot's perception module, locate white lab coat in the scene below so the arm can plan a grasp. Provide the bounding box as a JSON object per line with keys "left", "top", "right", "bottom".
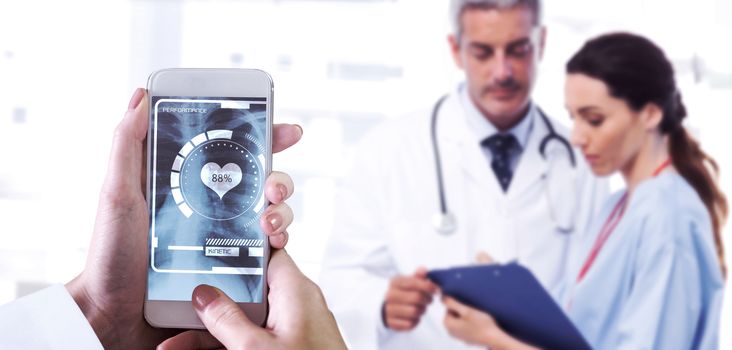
{"left": 320, "top": 87, "right": 608, "bottom": 350}
{"left": 0, "top": 285, "right": 103, "bottom": 349}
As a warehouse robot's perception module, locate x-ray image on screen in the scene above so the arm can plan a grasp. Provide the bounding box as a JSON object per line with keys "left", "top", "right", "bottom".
{"left": 147, "top": 96, "right": 268, "bottom": 302}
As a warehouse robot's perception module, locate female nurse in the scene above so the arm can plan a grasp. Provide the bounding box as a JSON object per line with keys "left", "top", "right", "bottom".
{"left": 440, "top": 32, "right": 728, "bottom": 349}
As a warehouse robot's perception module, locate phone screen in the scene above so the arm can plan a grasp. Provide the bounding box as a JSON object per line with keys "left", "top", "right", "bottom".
{"left": 147, "top": 96, "right": 269, "bottom": 303}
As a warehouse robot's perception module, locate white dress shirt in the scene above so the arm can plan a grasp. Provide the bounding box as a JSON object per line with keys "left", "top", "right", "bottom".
{"left": 459, "top": 83, "right": 535, "bottom": 174}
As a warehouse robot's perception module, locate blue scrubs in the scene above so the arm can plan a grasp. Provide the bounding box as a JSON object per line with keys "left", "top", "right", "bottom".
{"left": 557, "top": 172, "right": 724, "bottom": 349}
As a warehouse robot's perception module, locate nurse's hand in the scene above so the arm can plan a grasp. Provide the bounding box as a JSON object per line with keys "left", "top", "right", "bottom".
{"left": 157, "top": 249, "right": 347, "bottom": 350}
{"left": 442, "top": 296, "right": 538, "bottom": 350}
{"left": 382, "top": 267, "right": 438, "bottom": 331}
{"left": 476, "top": 251, "right": 494, "bottom": 264}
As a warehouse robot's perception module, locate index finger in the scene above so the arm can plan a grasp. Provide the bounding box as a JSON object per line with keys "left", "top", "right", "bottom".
{"left": 414, "top": 267, "right": 439, "bottom": 293}
{"left": 273, "top": 124, "right": 302, "bottom": 153}
{"left": 394, "top": 276, "right": 438, "bottom": 294}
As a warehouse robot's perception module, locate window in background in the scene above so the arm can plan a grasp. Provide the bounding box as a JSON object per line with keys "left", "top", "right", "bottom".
{"left": 168, "top": 0, "right": 455, "bottom": 278}
{"left": 0, "top": 0, "right": 129, "bottom": 300}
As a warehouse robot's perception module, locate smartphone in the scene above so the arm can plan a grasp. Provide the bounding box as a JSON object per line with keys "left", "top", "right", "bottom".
{"left": 144, "top": 68, "right": 273, "bottom": 328}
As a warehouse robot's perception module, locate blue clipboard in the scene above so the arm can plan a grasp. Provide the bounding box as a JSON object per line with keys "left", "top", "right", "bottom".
{"left": 428, "top": 263, "right": 590, "bottom": 350}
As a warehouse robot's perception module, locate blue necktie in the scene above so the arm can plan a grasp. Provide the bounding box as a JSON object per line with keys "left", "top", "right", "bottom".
{"left": 482, "top": 134, "right": 519, "bottom": 192}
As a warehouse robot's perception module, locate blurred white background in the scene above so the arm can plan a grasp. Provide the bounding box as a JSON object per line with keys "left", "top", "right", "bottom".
{"left": 1, "top": 0, "right": 731, "bottom": 346}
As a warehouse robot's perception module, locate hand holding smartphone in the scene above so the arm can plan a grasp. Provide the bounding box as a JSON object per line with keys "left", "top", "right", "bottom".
{"left": 145, "top": 69, "right": 273, "bottom": 328}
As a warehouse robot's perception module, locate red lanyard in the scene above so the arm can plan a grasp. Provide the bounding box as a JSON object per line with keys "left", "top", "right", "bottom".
{"left": 575, "top": 159, "right": 672, "bottom": 283}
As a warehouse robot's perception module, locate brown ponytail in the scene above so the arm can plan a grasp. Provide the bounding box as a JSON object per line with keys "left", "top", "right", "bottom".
{"left": 669, "top": 126, "right": 728, "bottom": 278}
{"left": 567, "top": 32, "right": 728, "bottom": 278}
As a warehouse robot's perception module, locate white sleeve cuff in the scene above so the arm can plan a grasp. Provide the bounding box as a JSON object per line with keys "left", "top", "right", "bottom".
{"left": 0, "top": 284, "right": 103, "bottom": 349}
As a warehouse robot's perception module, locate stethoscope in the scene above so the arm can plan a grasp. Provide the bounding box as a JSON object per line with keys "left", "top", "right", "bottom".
{"left": 430, "top": 94, "right": 577, "bottom": 235}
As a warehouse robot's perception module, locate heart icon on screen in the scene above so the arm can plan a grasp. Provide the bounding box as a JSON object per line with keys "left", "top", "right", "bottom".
{"left": 200, "top": 162, "right": 243, "bottom": 199}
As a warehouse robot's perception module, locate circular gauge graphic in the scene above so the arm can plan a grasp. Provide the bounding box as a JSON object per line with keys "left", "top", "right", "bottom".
{"left": 169, "top": 129, "right": 265, "bottom": 222}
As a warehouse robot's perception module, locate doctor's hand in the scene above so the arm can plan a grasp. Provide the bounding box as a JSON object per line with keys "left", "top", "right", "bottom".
{"left": 442, "top": 296, "right": 537, "bottom": 350}
{"left": 382, "top": 267, "right": 438, "bottom": 331}
{"left": 64, "top": 88, "right": 303, "bottom": 349}
{"left": 157, "top": 249, "right": 347, "bottom": 350}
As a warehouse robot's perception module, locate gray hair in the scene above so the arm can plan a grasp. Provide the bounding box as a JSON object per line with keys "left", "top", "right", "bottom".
{"left": 450, "top": 0, "right": 542, "bottom": 41}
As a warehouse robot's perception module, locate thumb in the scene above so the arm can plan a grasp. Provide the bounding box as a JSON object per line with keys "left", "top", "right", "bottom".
{"left": 103, "top": 88, "right": 148, "bottom": 196}
{"left": 476, "top": 251, "right": 494, "bottom": 264}
{"left": 192, "top": 284, "right": 268, "bottom": 348}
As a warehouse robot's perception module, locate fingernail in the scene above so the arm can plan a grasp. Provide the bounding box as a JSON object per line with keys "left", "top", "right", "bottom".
{"left": 193, "top": 284, "right": 220, "bottom": 310}
{"left": 276, "top": 183, "right": 288, "bottom": 201}
{"left": 295, "top": 124, "right": 303, "bottom": 136}
{"left": 266, "top": 213, "right": 283, "bottom": 233}
{"left": 128, "top": 88, "right": 144, "bottom": 111}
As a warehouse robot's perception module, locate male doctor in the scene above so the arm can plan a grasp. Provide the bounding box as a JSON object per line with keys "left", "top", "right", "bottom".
{"left": 320, "top": 0, "right": 607, "bottom": 349}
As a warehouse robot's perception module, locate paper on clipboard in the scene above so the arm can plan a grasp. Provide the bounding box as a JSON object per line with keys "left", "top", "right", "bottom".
{"left": 428, "top": 263, "right": 590, "bottom": 350}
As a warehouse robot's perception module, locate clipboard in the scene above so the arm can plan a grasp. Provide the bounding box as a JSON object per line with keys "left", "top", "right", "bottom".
{"left": 428, "top": 263, "right": 590, "bottom": 350}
